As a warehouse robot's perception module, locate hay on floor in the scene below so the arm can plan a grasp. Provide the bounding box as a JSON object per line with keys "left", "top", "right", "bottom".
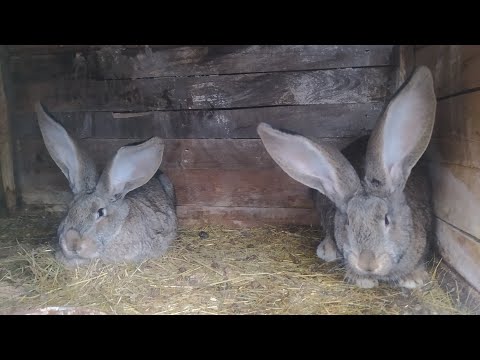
{"left": 0, "top": 211, "right": 469, "bottom": 315}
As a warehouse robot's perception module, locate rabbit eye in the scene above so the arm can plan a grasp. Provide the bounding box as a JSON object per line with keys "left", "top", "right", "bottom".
{"left": 384, "top": 214, "right": 390, "bottom": 226}
{"left": 97, "top": 208, "right": 107, "bottom": 219}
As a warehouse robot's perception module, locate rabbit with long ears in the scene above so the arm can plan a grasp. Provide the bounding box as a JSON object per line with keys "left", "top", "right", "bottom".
{"left": 35, "top": 102, "right": 177, "bottom": 267}
{"left": 257, "top": 66, "right": 437, "bottom": 289}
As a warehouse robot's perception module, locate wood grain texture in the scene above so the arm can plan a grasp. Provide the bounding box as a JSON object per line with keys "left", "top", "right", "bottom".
{"left": 415, "top": 45, "right": 480, "bottom": 98}
{"left": 6, "top": 45, "right": 181, "bottom": 55}
{"left": 13, "top": 67, "right": 390, "bottom": 113}
{"left": 430, "top": 163, "right": 480, "bottom": 238}
{"left": 428, "top": 138, "right": 480, "bottom": 170}
{"left": 9, "top": 44, "right": 394, "bottom": 227}
{"left": 167, "top": 168, "right": 314, "bottom": 208}
{"left": 9, "top": 45, "right": 393, "bottom": 80}
{"left": 0, "top": 55, "right": 16, "bottom": 213}
{"left": 432, "top": 91, "right": 480, "bottom": 142}
{"left": 436, "top": 218, "right": 480, "bottom": 292}
{"left": 17, "top": 137, "right": 357, "bottom": 173}
{"left": 17, "top": 168, "right": 315, "bottom": 209}
{"left": 425, "top": 91, "right": 480, "bottom": 167}
{"left": 177, "top": 206, "right": 319, "bottom": 227}
{"left": 392, "top": 45, "right": 415, "bottom": 92}
{"left": 13, "top": 102, "right": 383, "bottom": 139}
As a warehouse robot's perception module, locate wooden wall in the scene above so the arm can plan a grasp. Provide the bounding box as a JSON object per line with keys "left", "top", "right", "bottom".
{"left": 414, "top": 45, "right": 480, "bottom": 292}
{"left": 7, "top": 45, "right": 394, "bottom": 227}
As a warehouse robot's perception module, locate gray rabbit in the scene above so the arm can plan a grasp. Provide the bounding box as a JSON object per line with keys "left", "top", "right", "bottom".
{"left": 35, "top": 103, "right": 177, "bottom": 267}
{"left": 257, "top": 66, "right": 437, "bottom": 289}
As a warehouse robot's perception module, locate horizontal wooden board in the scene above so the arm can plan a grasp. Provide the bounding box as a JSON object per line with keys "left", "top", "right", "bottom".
{"left": 17, "top": 137, "right": 357, "bottom": 172}
{"left": 176, "top": 206, "right": 319, "bottom": 227}
{"left": 427, "top": 138, "right": 480, "bottom": 170}
{"left": 436, "top": 218, "right": 480, "bottom": 292}
{"left": 18, "top": 167, "right": 316, "bottom": 208}
{"left": 430, "top": 163, "right": 480, "bottom": 238}
{"left": 13, "top": 102, "right": 382, "bottom": 139}
{"left": 24, "top": 202, "right": 320, "bottom": 227}
{"left": 13, "top": 67, "right": 390, "bottom": 113}
{"left": 168, "top": 169, "right": 313, "bottom": 208}
{"left": 6, "top": 45, "right": 181, "bottom": 55}
{"left": 415, "top": 45, "right": 480, "bottom": 98}
{"left": 432, "top": 91, "right": 480, "bottom": 142}
{"left": 9, "top": 45, "right": 393, "bottom": 80}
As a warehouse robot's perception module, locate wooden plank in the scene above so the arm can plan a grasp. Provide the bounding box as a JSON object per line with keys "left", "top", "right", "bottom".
{"left": 167, "top": 168, "right": 314, "bottom": 208}
{"left": 17, "top": 167, "right": 315, "bottom": 209}
{"left": 12, "top": 102, "right": 383, "bottom": 139}
{"left": 392, "top": 45, "right": 415, "bottom": 92}
{"left": 432, "top": 91, "right": 480, "bottom": 142}
{"left": 427, "top": 138, "right": 480, "bottom": 170}
{"left": 13, "top": 67, "right": 390, "bottom": 113}
{"left": 430, "top": 163, "right": 480, "bottom": 238}
{"left": 0, "top": 52, "right": 16, "bottom": 214}
{"left": 415, "top": 45, "right": 480, "bottom": 98}
{"left": 177, "top": 206, "right": 319, "bottom": 227}
{"left": 6, "top": 45, "right": 180, "bottom": 55}
{"left": 17, "top": 137, "right": 357, "bottom": 173}
{"left": 436, "top": 218, "right": 480, "bottom": 292}
{"left": 9, "top": 45, "right": 394, "bottom": 80}
{"left": 424, "top": 91, "right": 480, "bottom": 168}
{"left": 414, "top": 45, "right": 430, "bottom": 50}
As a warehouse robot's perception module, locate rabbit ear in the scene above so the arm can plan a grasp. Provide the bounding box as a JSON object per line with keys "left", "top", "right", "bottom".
{"left": 257, "top": 123, "right": 361, "bottom": 211}
{"left": 98, "top": 137, "right": 165, "bottom": 201}
{"left": 365, "top": 66, "right": 437, "bottom": 194}
{"left": 35, "top": 102, "right": 97, "bottom": 195}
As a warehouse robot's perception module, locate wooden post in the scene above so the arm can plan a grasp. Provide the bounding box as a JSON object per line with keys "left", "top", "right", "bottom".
{"left": 392, "top": 45, "right": 415, "bottom": 92}
{"left": 0, "top": 47, "right": 17, "bottom": 214}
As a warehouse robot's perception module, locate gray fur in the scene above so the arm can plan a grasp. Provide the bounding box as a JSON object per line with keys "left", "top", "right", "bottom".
{"left": 257, "top": 66, "right": 437, "bottom": 289}
{"left": 36, "top": 103, "right": 177, "bottom": 267}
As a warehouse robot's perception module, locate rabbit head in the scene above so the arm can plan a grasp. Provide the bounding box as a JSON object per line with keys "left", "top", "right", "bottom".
{"left": 257, "top": 66, "right": 437, "bottom": 286}
{"left": 35, "top": 103, "right": 167, "bottom": 265}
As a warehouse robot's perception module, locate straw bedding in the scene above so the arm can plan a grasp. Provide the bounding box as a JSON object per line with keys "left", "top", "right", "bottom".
{"left": 0, "top": 211, "right": 468, "bottom": 315}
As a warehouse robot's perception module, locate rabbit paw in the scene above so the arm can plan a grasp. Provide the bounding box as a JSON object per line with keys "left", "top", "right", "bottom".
{"left": 355, "top": 277, "right": 379, "bottom": 289}
{"left": 55, "top": 250, "right": 89, "bottom": 268}
{"left": 316, "top": 236, "right": 339, "bottom": 262}
{"left": 398, "top": 269, "right": 428, "bottom": 289}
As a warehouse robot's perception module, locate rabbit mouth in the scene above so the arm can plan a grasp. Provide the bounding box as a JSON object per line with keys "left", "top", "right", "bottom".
{"left": 59, "top": 229, "right": 99, "bottom": 260}
{"left": 346, "top": 253, "right": 392, "bottom": 277}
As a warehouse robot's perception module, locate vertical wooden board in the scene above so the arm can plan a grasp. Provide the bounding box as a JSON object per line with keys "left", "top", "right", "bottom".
{"left": 432, "top": 91, "right": 480, "bottom": 141}
{"left": 0, "top": 54, "right": 16, "bottom": 213}
{"left": 392, "top": 45, "right": 415, "bottom": 92}
{"left": 416, "top": 45, "right": 480, "bottom": 98}
{"left": 430, "top": 163, "right": 480, "bottom": 238}
{"left": 426, "top": 91, "right": 480, "bottom": 168}
{"left": 436, "top": 218, "right": 480, "bottom": 292}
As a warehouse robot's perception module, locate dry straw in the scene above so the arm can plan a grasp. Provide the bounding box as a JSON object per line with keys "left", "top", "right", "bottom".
{"left": 0, "top": 212, "right": 468, "bottom": 315}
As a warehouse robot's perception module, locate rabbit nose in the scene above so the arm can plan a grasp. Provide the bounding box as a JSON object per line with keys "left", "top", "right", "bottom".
{"left": 63, "top": 229, "right": 82, "bottom": 253}
{"left": 357, "top": 250, "right": 378, "bottom": 273}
